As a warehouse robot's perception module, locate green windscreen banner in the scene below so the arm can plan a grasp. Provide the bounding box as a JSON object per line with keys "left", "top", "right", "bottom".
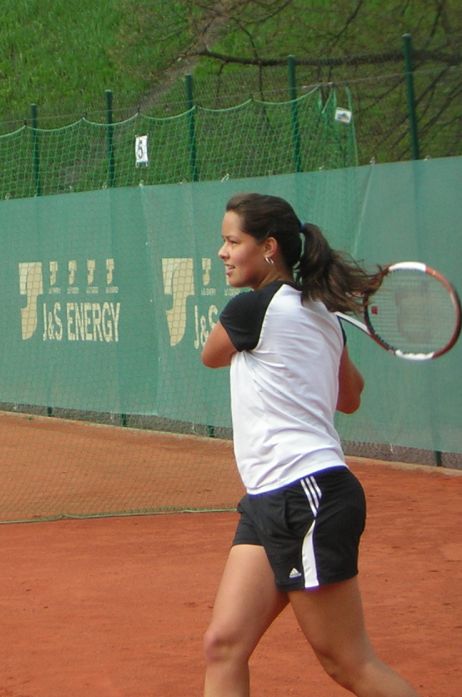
{"left": 1, "top": 156, "right": 461, "bottom": 453}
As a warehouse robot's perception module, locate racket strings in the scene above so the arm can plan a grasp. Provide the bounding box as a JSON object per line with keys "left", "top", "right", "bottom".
{"left": 366, "top": 270, "right": 459, "bottom": 354}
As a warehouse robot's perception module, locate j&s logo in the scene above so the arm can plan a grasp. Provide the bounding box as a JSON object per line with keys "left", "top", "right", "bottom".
{"left": 19, "top": 255, "right": 237, "bottom": 348}
{"left": 19, "top": 262, "right": 43, "bottom": 340}
{"left": 161, "top": 257, "right": 236, "bottom": 349}
{"left": 161, "top": 258, "right": 195, "bottom": 347}
{"left": 18, "top": 259, "right": 121, "bottom": 343}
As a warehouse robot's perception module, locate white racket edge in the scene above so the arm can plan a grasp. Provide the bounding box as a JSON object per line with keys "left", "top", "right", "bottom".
{"left": 336, "top": 312, "right": 370, "bottom": 335}
{"left": 387, "top": 261, "right": 427, "bottom": 273}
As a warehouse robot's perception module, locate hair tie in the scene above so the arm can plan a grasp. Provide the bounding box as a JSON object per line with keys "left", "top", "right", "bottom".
{"left": 298, "top": 223, "right": 306, "bottom": 260}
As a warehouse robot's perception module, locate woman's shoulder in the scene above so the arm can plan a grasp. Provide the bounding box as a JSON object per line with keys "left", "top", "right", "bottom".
{"left": 223, "top": 281, "right": 287, "bottom": 313}
{"left": 220, "top": 282, "right": 287, "bottom": 351}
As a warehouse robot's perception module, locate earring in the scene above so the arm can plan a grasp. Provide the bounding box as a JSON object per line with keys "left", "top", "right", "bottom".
{"left": 265, "top": 256, "right": 275, "bottom": 266}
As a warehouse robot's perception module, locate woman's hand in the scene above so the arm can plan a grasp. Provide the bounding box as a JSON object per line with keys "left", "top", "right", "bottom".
{"left": 336, "top": 346, "right": 364, "bottom": 413}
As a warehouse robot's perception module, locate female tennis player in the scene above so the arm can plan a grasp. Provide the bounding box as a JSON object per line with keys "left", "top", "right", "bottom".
{"left": 201, "top": 193, "right": 420, "bottom": 697}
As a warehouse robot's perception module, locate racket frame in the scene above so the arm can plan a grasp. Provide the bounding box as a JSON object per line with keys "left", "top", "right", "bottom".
{"left": 338, "top": 261, "right": 462, "bottom": 361}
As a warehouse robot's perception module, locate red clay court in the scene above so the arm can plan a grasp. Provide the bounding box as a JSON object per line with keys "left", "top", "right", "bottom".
{"left": 0, "top": 412, "right": 461, "bottom": 697}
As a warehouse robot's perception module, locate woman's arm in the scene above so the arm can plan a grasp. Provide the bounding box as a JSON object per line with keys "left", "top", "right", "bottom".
{"left": 201, "top": 321, "right": 237, "bottom": 368}
{"left": 336, "top": 346, "right": 364, "bottom": 413}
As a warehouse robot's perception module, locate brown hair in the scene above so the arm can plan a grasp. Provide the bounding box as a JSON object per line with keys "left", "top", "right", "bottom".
{"left": 226, "top": 192, "right": 381, "bottom": 314}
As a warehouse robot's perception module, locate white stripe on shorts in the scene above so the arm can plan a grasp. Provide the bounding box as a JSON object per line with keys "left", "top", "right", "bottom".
{"left": 300, "top": 476, "right": 323, "bottom": 588}
{"left": 301, "top": 475, "right": 322, "bottom": 516}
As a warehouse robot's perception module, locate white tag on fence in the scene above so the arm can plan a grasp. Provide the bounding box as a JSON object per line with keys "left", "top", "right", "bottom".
{"left": 334, "top": 107, "right": 352, "bottom": 124}
{"left": 135, "top": 135, "right": 149, "bottom": 167}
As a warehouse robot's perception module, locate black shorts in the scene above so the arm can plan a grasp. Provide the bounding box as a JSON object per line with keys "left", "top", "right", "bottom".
{"left": 233, "top": 466, "right": 366, "bottom": 591}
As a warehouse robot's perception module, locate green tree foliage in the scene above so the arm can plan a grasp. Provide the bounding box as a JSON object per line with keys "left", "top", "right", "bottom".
{"left": 0, "top": 0, "right": 460, "bottom": 162}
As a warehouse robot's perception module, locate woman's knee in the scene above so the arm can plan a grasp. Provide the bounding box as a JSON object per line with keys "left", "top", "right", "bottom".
{"left": 316, "top": 651, "right": 353, "bottom": 689}
{"left": 313, "top": 643, "right": 375, "bottom": 691}
{"left": 203, "top": 623, "right": 248, "bottom": 665}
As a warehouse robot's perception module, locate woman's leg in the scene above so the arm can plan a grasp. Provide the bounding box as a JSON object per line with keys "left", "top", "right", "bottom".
{"left": 203, "top": 543, "right": 288, "bottom": 697}
{"left": 289, "top": 576, "right": 420, "bottom": 697}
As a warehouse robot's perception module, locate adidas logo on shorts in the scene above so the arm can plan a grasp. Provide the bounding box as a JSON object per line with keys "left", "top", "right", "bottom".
{"left": 289, "top": 567, "right": 302, "bottom": 579}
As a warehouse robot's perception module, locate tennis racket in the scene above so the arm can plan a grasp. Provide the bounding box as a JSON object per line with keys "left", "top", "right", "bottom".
{"left": 337, "top": 261, "right": 461, "bottom": 360}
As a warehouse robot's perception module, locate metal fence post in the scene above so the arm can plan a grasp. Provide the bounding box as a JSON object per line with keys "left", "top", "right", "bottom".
{"left": 31, "top": 104, "right": 42, "bottom": 197}
{"left": 185, "top": 75, "right": 211, "bottom": 435}
{"left": 402, "top": 33, "right": 420, "bottom": 160}
{"left": 104, "top": 90, "right": 126, "bottom": 426}
{"left": 185, "top": 74, "right": 199, "bottom": 182}
{"left": 31, "top": 104, "right": 53, "bottom": 416}
{"left": 288, "top": 55, "right": 302, "bottom": 172}
{"left": 105, "top": 89, "right": 116, "bottom": 187}
{"left": 403, "top": 37, "right": 441, "bottom": 462}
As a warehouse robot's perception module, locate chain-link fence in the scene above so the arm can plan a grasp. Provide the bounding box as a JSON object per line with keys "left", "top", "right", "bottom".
{"left": 1, "top": 39, "right": 460, "bottom": 200}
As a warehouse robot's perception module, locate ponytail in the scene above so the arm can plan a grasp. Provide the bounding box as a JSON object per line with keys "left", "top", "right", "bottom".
{"left": 297, "top": 223, "right": 381, "bottom": 314}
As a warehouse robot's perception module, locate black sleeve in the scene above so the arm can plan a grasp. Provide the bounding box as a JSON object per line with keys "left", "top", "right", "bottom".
{"left": 220, "top": 290, "right": 269, "bottom": 352}
{"left": 338, "top": 319, "right": 347, "bottom": 345}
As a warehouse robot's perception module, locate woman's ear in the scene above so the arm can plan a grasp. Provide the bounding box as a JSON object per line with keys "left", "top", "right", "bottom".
{"left": 263, "top": 236, "right": 278, "bottom": 259}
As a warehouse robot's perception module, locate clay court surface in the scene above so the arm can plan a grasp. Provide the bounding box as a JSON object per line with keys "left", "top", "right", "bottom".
{"left": 0, "top": 412, "right": 461, "bottom": 697}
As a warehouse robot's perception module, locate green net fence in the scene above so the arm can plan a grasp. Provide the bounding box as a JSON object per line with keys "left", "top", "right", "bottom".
{"left": 1, "top": 156, "right": 461, "bottom": 523}
{"left": 0, "top": 87, "right": 356, "bottom": 200}
{"left": 0, "top": 69, "right": 461, "bottom": 522}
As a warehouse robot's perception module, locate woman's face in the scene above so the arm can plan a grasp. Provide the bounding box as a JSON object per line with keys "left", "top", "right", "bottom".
{"left": 218, "top": 211, "right": 268, "bottom": 289}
